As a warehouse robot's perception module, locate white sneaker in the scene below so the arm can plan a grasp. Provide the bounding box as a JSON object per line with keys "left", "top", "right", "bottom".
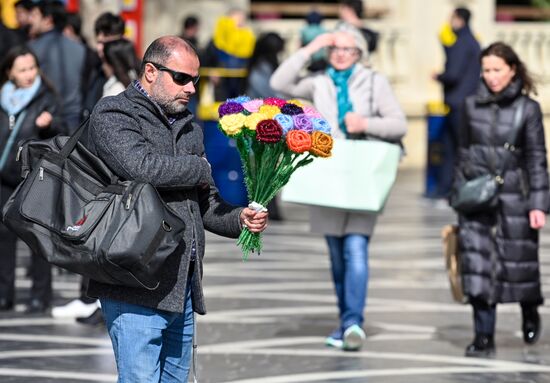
{"left": 343, "top": 324, "right": 366, "bottom": 351}
{"left": 51, "top": 299, "right": 99, "bottom": 319}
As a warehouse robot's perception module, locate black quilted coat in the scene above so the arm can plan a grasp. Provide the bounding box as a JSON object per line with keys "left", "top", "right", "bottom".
{"left": 454, "top": 79, "right": 549, "bottom": 305}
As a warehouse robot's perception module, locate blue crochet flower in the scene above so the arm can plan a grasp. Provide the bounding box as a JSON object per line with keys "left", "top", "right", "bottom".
{"left": 274, "top": 113, "right": 294, "bottom": 135}
{"left": 227, "top": 96, "right": 252, "bottom": 104}
{"left": 312, "top": 118, "right": 331, "bottom": 134}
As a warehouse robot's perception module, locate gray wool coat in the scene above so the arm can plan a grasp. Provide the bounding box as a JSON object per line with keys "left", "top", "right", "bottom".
{"left": 270, "top": 49, "right": 407, "bottom": 236}
{"left": 84, "top": 85, "right": 243, "bottom": 314}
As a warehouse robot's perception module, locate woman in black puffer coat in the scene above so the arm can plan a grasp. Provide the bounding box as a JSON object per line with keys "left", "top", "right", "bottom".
{"left": 453, "top": 42, "right": 549, "bottom": 357}
{"left": 0, "top": 46, "right": 65, "bottom": 313}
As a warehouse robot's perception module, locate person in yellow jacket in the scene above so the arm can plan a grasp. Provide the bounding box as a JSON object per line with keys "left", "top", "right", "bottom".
{"left": 202, "top": 9, "right": 256, "bottom": 100}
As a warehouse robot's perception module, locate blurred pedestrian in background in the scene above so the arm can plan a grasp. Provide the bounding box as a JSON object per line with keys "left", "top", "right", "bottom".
{"left": 0, "top": 46, "right": 65, "bottom": 313}
{"left": 14, "top": 0, "right": 33, "bottom": 41}
{"left": 246, "top": 31, "right": 285, "bottom": 220}
{"left": 27, "top": 0, "right": 85, "bottom": 131}
{"left": 101, "top": 38, "right": 140, "bottom": 97}
{"left": 338, "top": 0, "right": 378, "bottom": 54}
{"left": 453, "top": 42, "right": 548, "bottom": 357}
{"left": 300, "top": 10, "right": 327, "bottom": 72}
{"left": 271, "top": 23, "right": 406, "bottom": 351}
{"left": 180, "top": 15, "right": 200, "bottom": 49}
{"left": 203, "top": 9, "right": 255, "bottom": 100}
{"left": 433, "top": 7, "right": 480, "bottom": 200}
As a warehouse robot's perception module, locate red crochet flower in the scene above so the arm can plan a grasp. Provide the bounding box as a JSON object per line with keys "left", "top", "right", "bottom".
{"left": 256, "top": 119, "right": 283, "bottom": 143}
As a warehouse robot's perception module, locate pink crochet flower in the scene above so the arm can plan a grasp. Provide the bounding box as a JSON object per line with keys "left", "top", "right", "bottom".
{"left": 302, "top": 105, "right": 322, "bottom": 118}
{"left": 243, "top": 99, "right": 264, "bottom": 113}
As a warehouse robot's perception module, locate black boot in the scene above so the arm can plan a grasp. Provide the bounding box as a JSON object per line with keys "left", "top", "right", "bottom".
{"left": 522, "top": 305, "right": 541, "bottom": 345}
{"left": 25, "top": 298, "right": 50, "bottom": 314}
{"left": 465, "top": 334, "right": 495, "bottom": 357}
{"left": 0, "top": 297, "right": 14, "bottom": 311}
{"left": 76, "top": 308, "right": 104, "bottom": 326}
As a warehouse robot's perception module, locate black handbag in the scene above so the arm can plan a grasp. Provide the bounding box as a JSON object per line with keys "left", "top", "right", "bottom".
{"left": 1, "top": 120, "right": 186, "bottom": 290}
{"left": 451, "top": 97, "right": 526, "bottom": 214}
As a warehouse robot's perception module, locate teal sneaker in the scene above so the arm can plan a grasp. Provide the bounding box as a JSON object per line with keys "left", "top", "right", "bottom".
{"left": 343, "top": 324, "right": 366, "bottom": 351}
{"left": 325, "top": 328, "right": 343, "bottom": 349}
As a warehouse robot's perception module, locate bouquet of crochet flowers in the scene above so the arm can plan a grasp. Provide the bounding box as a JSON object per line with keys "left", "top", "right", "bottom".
{"left": 218, "top": 96, "right": 334, "bottom": 259}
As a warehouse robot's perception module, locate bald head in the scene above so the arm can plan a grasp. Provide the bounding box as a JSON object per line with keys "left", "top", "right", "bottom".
{"left": 139, "top": 36, "right": 198, "bottom": 78}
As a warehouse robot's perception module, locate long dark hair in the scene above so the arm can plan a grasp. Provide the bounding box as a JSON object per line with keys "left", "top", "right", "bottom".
{"left": 0, "top": 45, "right": 55, "bottom": 92}
{"left": 248, "top": 32, "right": 285, "bottom": 72}
{"left": 103, "top": 39, "right": 141, "bottom": 87}
{"left": 480, "top": 42, "right": 536, "bottom": 95}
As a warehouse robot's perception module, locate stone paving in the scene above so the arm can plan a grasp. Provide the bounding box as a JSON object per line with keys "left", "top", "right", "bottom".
{"left": 1, "top": 170, "right": 550, "bottom": 382}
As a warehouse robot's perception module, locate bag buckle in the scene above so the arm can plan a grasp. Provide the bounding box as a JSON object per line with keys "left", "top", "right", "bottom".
{"left": 495, "top": 175, "right": 504, "bottom": 185}
{"left": 504, "top": 142, "right": 516, "bottom": 152}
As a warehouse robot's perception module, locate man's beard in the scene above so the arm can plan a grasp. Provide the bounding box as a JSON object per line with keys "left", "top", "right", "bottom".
{"left": 151, "top": 81, "right": 189, "bottom": 115}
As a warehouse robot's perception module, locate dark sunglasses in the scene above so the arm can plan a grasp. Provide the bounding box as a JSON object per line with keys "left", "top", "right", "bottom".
{"left": 146, "top": 62, "right": 200, "bottom": 86}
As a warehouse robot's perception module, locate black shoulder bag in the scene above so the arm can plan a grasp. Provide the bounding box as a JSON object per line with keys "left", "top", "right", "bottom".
{"left": 450, "top": 97, "right": 526, "bottom": 214}
{"left": 1, "top": 119, "right": 186, "bottom": 290}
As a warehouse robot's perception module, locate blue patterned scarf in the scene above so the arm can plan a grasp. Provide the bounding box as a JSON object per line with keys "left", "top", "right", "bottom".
{"left": 326, "top": 65, "right": 354, "bottom": 135}
{"left": 1, "top": 76, "right": 42, "bottom": 116}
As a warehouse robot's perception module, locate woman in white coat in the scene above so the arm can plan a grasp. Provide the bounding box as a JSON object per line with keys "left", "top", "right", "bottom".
{"left": 271, "top": 24, "right": 407, "bottom": 351}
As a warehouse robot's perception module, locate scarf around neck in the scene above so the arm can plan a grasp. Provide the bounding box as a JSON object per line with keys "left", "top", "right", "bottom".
{"left": 327, "top": 65, "right": 354, "bottom": 135}
{"left": 1, "top": 76, "right": 42, "bottom": 116}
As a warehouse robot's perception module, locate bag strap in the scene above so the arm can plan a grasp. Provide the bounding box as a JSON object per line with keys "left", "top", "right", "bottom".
{"left": 495, "top": 96, "right": 527, "bottom": 180}
{"left": 0, "top": 110, "right": 28, "bottom": 172}
{"left": 504, "top": 95, "right": 526, "bottom": 151}
{"left": 57, "top": 117, "right": 120, "bottom": 185}
{"left": 59, "top": 117, "right": 89, "bottom": 159}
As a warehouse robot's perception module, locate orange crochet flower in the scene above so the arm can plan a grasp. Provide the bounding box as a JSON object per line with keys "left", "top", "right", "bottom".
{"left": 310, "top": 131, "right": 333, "bottom": 157}
{"left": 286, "top": 130, "right": 312, "bottom": 154}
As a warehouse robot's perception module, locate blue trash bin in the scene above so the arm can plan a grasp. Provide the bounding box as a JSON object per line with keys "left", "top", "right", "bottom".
{"left": 202, "top": 120, "right": 248, "bottom": 206}
{"left": 425, "top": 102, "right": 449, "bottom": 198}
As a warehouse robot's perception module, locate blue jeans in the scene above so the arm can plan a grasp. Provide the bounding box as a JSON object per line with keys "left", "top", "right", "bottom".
{"left": 101, "top": 288, "right": 194, "bottom": 383}
{"left": 326, "top": 234, "right": 369, "bottom": 331}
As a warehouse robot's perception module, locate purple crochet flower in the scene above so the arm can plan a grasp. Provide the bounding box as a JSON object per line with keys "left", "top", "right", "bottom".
{"left": 293, "top": 114, "right": 313, "bottom": 133}
{"left": 312, "top": 118, "right": 331, "bottom": 134}
{"left": 218, "top": 102, "right": 244, "bottom": 117}
{"left": 280, "top": 103, "right": 304, "bottom": 115}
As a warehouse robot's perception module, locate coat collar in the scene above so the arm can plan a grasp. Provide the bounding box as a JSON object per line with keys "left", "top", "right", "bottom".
{"left": 124, "top": 83, "right": 194, "bottom": 130}
{"left": 475, "top": 78, "right": 523, "bottom": 105}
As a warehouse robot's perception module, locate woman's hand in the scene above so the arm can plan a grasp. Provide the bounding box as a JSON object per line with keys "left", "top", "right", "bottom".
{"left": 344, "top": 112, "right": 366, "bottom": 134}
{"left": 303, "top": 33, "right": 334, "bottom": 56}
{"left": 529, "top": 209, "right": 546, "bottom": 230}
{"left": 35, "top": 111, "right": 53, "bottom": 129}
{"left": 240, "top": 208, "right": 268, "bottom": 233}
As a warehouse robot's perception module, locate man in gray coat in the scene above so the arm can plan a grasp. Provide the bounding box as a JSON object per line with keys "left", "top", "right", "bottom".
{"left": 85, "top": 36, "right": 268, "bottom": 382}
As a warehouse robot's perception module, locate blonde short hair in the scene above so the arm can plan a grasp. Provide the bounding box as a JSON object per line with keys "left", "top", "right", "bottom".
{"left": 333, "top": 22, "right": 369, "bottom": 61}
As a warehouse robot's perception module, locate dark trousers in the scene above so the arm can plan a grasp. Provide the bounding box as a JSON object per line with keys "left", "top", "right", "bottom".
{"left": 79, "top": 276, "right": 96, "bottom": 304}
{"left": 471, "top": 297, "right": 539, "bottom": 336}
{"left": 471, "top": 298, "right": 496, "bottom": 335}
{"left": 0, "top": 183, "right": 52, "bottom": 303}
{"left": 436, "top": 108, "right": 460, "bottom": 198}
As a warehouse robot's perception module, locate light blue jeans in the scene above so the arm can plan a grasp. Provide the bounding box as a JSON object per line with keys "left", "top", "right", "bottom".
{"left": 101, "top": 288, "right": 194, "bottom": 383}
{"left": 326, "top": 234, "right": 370, "bottom": 332}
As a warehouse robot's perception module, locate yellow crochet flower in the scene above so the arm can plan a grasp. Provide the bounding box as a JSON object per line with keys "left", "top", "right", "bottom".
{"left": 213, "top": 16, "right": 256, "bottom": 59}
{"left": 220, "top": 113, "right": 246, "bottom": 136}
{"left": 245, "top": 113, "right": 268, "bottom": 131}
{"left": 258, "top": 105, "right": 281, "bottom": 119}
{"left": 287, "top": 99, "right": 304, "bottom": 107}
